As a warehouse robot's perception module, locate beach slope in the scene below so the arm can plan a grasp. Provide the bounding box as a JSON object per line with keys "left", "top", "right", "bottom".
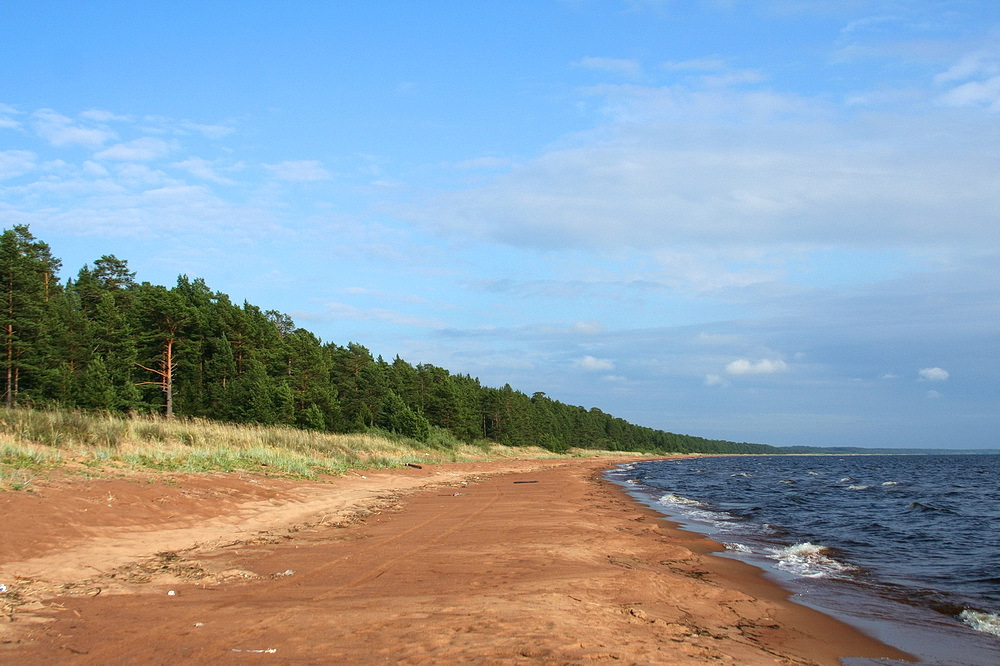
{"left": 0, "top": 458, "right": 910, "bottom": 664}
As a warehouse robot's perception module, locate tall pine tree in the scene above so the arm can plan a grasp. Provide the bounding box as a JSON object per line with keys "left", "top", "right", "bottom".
{"left": 0, "top": 225, "right": 61, "bottom": 407}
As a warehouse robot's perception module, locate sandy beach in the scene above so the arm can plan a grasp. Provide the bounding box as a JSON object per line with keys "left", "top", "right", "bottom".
{"left": 0, "top": 457, "right": 912, "bottom": 664}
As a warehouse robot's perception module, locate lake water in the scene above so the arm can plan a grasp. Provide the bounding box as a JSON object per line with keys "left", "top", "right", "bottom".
{"left": 607, "top": 455, "right": 1000, "bottom": 665}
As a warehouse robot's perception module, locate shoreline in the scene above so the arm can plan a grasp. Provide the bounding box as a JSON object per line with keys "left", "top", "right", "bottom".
{"left": 1, "top": 457, "right": 911, "bottom": 663}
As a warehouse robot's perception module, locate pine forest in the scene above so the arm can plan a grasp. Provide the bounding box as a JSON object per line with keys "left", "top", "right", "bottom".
{"left": 0, "top": 224, "right": 778, "bottom": 456}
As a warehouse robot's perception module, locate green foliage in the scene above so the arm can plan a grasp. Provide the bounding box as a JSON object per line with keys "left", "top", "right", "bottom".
{"left": 0, "top": 225, "right": 62, "bottom": 408}
{"left": 378, "top": 391, "right": 430, "bottom": 441}
{"left": 0, "top": 224, "right": 781, "bottom": 456}
{"left": 423, "top": 426, "right": 463, "bottom": 451}
{"left": 538, "top": 433, "right": 570, "bottom": 454}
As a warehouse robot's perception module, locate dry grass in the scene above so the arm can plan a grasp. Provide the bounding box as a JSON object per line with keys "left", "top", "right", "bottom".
{"left": 0, "top": 407, "right": 605, "bottom": 489}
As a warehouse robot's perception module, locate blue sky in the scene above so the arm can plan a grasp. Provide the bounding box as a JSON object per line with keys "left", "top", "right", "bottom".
{"left": 2, "top": 0, "right": 998, "bottom": 448}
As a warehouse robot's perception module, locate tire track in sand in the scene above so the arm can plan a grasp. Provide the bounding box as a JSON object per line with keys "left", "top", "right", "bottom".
{"left": 197, "top": 473, "right": 509, "bottom": 652}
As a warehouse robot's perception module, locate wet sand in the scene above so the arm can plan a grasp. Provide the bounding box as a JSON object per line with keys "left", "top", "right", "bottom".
{"left": 0, "top": 457, "right": 912, "bottom": 664}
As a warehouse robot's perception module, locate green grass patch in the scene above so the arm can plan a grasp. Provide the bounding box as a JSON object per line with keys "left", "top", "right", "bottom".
{"left": 0, "top": 468, "right": 35, "bottom": 491}
{"left": 0, "top": 406, "right": 649, "bottom": 488}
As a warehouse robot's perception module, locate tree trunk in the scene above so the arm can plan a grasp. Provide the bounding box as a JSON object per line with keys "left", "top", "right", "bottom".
{"left": 164, "top": 337, "right": 174, "bottom": 419}
{"left": 4, "top": 323, "right": 12, "bottom": 409}
{"left": 136, "top": 336, "right": 176, "bottom": 419}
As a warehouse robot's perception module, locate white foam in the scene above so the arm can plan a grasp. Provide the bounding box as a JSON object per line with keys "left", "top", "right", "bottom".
{"left": 658, "top": 493, "right": 702, "bottom": 506}
{"left": 959, "top": 609, "right": 1000, "bottom": 636}
{"left": 846, "top": 484, "right": 870, "bottom": 491}
{"left": 767, "top": 542, "right": 853, "bottom": 578}
{"left": 881, "top": 481, "right": 900, "bottom": 486}
{"left": 840, "top": 477, "right": 853, "bottom": 482}
{"left": 724, "top": 542, "right": 752, "bottom": 553}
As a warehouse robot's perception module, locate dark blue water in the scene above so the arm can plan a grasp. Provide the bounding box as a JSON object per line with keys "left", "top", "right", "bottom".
{"left": 608, "top": 455, "right": 1000, "bottom": 665}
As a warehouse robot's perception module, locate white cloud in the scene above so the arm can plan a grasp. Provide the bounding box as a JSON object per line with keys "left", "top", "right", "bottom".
{"left": 321, "top": 302, "right": 443, "bottom": 328}
{"left": 0, "top": 104, "right": 261, "bottom": 246}
{"left": 662, "top": 59, "right": 765, "bottom": 89}
{"left": 407, "top": 81, "right": 1000, "bottom": 254}
{"left": 934, "top": 51, "right": 1000, "bottom": 111}
{"left": 95, "top": 137, "right": 173, "bottom": 161}
{"left": 0, "top": 107, "right": 20, "bottom": 129}
{"left": 662, "top": 58, "right": 727, "bottom": 71}
{"left": 0, "top": 150, "right": 35, "bottom": 179}
{"left": 700, "top": 68, "right": 766, "bottom": 87}
{"left": 32, "top": 109, "right": 116, "bottom": 148}
{"left": 79, "top": 109, "right": 133, "bottom": 123}
{"left": 696, "top": 331, "right": 740, "bottom": 345}
{"left": 572, "top": 321, "right": 605, "bottom": 335}
{"left": 172, "top": 157, "right": 236, "bottom": 184}
{"left": 725, "top": 358, "right": 788, "bottom": 375}
{"left": 265, "top": 160, "right": 332, "bottom": 181}
{"left": 938, "top": 76, "right": 1000, "bottom": 111}
{"left": 139, "top": 184, "right": 217, "bottom": 207}
{"left": 179, "top": 121, "right": 235, "bottom": 139}
{"left": 704, "top": 373, "right": 729, "bottom": 387}
{"left": 935, "top": 53, "right": 999, "bottom": 85}
{"left": 82, "top": 160, "right": 109, "bottom": 176}
{"left": 918, "top": 367, "right": 949, "bottom": 381}
{"left": 113, "top": 163, "right": 172, "bottom": 187}
{"left": 574, "top": 355, "right": 615, "bottom": 371}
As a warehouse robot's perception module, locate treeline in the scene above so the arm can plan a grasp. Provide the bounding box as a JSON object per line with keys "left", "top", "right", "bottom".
{"left": 1, "top": 224, "right": 778, "bottom": 455}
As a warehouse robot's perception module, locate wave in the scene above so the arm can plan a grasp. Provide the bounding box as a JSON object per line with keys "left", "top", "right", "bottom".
{"left": 654, "top": 493, "right": 777, "bottom": 536}
{"left": 657, "top": 493, "right": 703, "bottom": 507}
{"left": 615, "top": 454, "right": 1000, "bottom": 663}
{"left": 906, "top": 501, "right": 957, "bottom": 514}
{"left": 959, "top": 609, "right": 1000, "bottom": 636}
{"left": 766, "top": 542, "right": 854, "bottom": 578}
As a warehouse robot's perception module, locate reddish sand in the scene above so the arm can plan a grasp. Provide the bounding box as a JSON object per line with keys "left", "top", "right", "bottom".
{"left": 0, "top": 458, "right": 912, "bottom": 664}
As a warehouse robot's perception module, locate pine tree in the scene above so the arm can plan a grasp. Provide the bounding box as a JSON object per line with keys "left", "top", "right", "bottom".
{"left": 0, "top": 225, "right": 62, "bottom": 407}
{"left": 33, "top": 286, "right": 90, "bottom": 405}
{"left": 133, "top": 284, "right": 193, "bottom": 418}
{"left": 93, "top": 292, "right": 141, "bottom": 411}
{"left": 378, "top": 390, "right": 430, "bottom": 441}
{"left": 227, "top": 358, "right": 276, "bottom": 424}
{"left": 92, "top": 255, "right": 136, "bottom": 294}
{"left": 76, "top": 356, "right": 118, "bottom": 410}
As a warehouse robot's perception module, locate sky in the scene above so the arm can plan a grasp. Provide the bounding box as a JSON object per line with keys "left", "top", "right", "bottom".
{"left": 1, "top": 0, "right": 998, "bottom": 449}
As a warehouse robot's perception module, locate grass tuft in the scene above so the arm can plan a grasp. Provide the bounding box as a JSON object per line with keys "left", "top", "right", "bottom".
{"left": 0, "top": 406, "right": 634, "bottom": 488}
